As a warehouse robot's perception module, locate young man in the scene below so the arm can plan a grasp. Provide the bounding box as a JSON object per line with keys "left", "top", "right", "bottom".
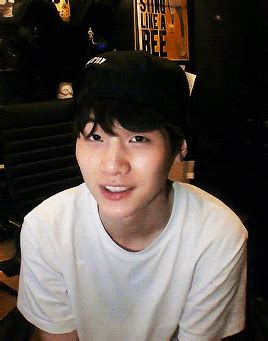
{"left": 17, "top": 50, "right": 248, "bottom": 340}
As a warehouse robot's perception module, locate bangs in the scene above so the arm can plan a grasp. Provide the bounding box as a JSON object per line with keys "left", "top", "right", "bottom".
{"left": 74, "top": 97, "right": 166, "bottom": 137}
{"left": 73, "top": 96, "right": 185, "bottom": 154}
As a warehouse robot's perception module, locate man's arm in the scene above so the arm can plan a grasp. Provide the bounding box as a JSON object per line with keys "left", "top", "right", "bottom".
{"left": 31, "top": 327, "right": 79, "bottom": 341}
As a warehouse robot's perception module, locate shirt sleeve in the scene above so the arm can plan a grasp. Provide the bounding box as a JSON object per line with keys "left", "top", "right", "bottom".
{"left": 178, "top": 215, "right": 248, "bottom": 340}
{"left": 17, "top": 215, "right": 76, "bottom": 334}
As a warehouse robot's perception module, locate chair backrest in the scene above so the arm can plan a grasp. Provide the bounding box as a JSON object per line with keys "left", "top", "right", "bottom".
{"left": 169, "top": 161, "right": 195, "bottom": 183}
{"left": 0, "top": 99, "right": 83, "bottom": 221}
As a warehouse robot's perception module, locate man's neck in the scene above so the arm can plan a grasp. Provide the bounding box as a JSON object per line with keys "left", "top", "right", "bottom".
{"left": 99, "top": 186, "right": 174, "bottom": 252}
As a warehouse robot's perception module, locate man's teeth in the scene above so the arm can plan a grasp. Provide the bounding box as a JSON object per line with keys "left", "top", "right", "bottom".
{"left": 105, "top": 186, "right": 129, "bottom": 193}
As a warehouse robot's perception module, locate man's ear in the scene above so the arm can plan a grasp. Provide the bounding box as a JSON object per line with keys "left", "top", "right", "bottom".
{"left": 174, "top": 139, "right": 188, "bottom": 163}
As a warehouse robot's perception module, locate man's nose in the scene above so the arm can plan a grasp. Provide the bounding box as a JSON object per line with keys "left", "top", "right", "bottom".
{"left": 99, "top": 141, "right": 130, "bottom": 175}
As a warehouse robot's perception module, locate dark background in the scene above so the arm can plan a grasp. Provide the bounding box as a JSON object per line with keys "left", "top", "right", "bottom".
{"left": 0, "top": 0, "right": 266, "bottom": 309}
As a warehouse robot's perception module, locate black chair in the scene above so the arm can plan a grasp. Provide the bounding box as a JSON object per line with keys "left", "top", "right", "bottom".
{"left": 0, "top": 99, "right": 83, "bottom": 277}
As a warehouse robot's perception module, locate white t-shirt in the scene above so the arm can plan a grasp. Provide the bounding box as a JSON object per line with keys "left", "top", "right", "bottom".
{"left": 17, "top": 182, "right": 248, "bottom": 340}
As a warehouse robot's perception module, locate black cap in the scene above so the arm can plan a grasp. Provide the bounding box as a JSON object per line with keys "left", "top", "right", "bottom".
{"left": 77, "top": 50, "right": 190, "bottom": 130}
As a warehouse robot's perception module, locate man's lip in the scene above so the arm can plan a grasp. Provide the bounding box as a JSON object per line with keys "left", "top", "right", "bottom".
{"left": 99, "top": 185, "right": 133, "bottom": 200}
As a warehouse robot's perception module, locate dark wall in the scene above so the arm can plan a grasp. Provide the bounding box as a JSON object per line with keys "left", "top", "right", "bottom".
{"left": 187, "top": 1, "right": 258, "bottom": 214}
{"left": 187, "top": 0, "right": 264, "bottom": 297}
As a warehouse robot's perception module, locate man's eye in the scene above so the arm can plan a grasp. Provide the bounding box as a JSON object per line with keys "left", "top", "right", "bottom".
{"left": 130, "top": 135, "right": 149, "bottom": 143}
{"left": 88, "top": 133, "right": 103, "bottom": 142}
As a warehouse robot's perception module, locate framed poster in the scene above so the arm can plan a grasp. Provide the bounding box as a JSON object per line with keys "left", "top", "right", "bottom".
{"left": 133, "top": 0, "right": 189, "bottom": 61}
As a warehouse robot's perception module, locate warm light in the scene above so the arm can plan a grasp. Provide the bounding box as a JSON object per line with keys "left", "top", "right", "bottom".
{"left": 52, "top": 0, "right": 71, "bottom": 22}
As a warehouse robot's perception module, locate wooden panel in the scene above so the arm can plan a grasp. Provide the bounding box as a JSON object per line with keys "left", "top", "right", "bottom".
{"left": 169, "top": 160, "right": 195, "bottom": 182}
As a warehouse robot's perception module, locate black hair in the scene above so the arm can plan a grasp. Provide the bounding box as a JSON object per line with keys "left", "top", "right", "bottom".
{"left": 73, "top": 95, "right": 186, "bottom": 155}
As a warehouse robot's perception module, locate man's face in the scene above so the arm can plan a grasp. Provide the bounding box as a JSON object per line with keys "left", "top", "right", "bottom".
{"left": 76, "top": 120, "right": 176, "bottom": 221}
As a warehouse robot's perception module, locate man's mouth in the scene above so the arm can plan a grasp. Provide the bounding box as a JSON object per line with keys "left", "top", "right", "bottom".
{"left": 100, "top": 185, "right": 133, "bottom": 200}
{"left": 104, "top": 186, "right": 130, "bottom": 193}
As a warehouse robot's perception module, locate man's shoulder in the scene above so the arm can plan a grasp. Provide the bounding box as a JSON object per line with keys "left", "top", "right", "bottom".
{"left": 21, "top": 182, "right": 96, "bottom": 243}
{"left": 173, "top": 182, "right": 247, "bottom": 239}
{"left": 37, "top": 182, "right": 86, "bottom": 206}
{"left": 24, "top": 182, "right": 91, "bottom": 222}
{"left": 174, "top": 181, "right": 237, "bottom": 215}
